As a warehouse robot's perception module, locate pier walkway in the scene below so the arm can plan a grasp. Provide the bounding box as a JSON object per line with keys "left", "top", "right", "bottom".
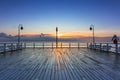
{"left": 0, "top": 48, "right": 120, "bottom": 80}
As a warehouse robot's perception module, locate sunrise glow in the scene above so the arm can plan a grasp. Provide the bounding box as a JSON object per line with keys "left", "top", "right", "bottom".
{"left": 58, "top": 33, "right": 63, "bottom": 37}
{"left": 0, "top": 0, "right": 120, "bottom": 41}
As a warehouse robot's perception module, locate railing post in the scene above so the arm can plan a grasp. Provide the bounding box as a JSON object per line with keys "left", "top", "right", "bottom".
{"left": 17, "top": 43, "right": 21, "bottom": 50}
{"left": 16, "top": 43, "right": 18, "bottom": 50}
{"left": 87, "top": 43, "right": 88, "bottom": 48}
{"left": 69, "top": 43, "right": 71, "bottom": 48}
{"left": 4, "top": 43, "right": 6, "bottom": 53}
{"left": 115, "top": 44, "right": 118, "bottom": 54}
{"left": 107, "top": 43, "right": 109, "bottom": 52}
{"left": 24, "top": 43, "right": 26, "bottom": 49}
{"left": 91, "top": 43, "right": 93, "bottom": 49}
{"left": 11, "top": 43, "right": 13, "bottom": 51}
{"left": 52, "top": 42, "right": 53, "bottom": 49}
{"left": 61, "top": 43, "right": 62, "bottom": 48}
{"left": 94, "top": 43, "right": 96, "bottom": 50}
{"left": 43, "top": 42, "right": 44, "bottom": 49}
{"left": 78, "top": 42, "right": 80, "bottom": 48}
{"left": 33, "top": 43, "right": 35, "bottom": 49}
{"left": 20, "top": 43, "right": 22, "bottom": 49}
{"left": 92, "top": 43, "right": 94, "bottom": 49}
{"left": 17, "top": 43, "right": 19, "bottom": 50}
{"left": 90, "top": 43, "right": 92, "bottom": 49}
{"left": 100, "top": 43, "right": 102, "bottom": 51}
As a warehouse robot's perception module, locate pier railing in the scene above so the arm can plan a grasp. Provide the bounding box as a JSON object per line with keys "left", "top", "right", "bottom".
{"left": 0, "top": 43, "right": 25, "bottom": 53}
{"left": 25, "top": 42, "right": 87, "bottom": 48}
{"left": 0, "top": 42, "right": 87, "bottom": 53}
{"left": 1, "top": 42, "right": 120, "bottom": 54}
{"left": 88, "top": 43, "right": 120, "bottom": 54}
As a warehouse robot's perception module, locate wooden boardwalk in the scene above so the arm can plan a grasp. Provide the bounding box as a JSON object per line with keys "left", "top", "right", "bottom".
{"left": 0, "top": 48, "right": 120, "bottom": 80}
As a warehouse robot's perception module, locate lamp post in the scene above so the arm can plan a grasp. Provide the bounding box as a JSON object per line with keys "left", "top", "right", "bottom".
{"left": 90, "top": 24, "right": 95, "bottom": 44}
{"left": 56, "top": 27, "right": 58, "bottom": 48}
{"left": 18, "top": 24, "right": 23, "bottom": 44}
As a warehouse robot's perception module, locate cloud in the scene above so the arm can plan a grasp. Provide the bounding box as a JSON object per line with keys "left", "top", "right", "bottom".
{"left": 0, "top": 33, "right": 7, "bottom": 37}
{"left": 0, "top": 32, "right": 116, "bottom": 43}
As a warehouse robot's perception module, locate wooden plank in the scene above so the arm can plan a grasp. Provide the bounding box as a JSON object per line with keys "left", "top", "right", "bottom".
{"left": 0, "top": 48, "right": 120, "bottom": 80}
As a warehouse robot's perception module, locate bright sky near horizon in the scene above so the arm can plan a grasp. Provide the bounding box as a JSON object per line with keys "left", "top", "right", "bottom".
{"left": 0, "top": 0, "right": 120, "bottom": 37}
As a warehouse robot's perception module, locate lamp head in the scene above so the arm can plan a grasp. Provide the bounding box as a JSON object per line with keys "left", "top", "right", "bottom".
{"left": 21, "top": 26, "right": 23, "bottom": 30}
{"left": 90, "top": 27, "right": 92, "bottom": 30}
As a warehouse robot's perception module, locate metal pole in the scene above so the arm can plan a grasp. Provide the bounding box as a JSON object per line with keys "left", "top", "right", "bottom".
{"left": 69, "top": 43, "right": 71, "bottom": 48}
{"left": 4, "top": 43, "right": 6, "bottom": 53}
{"left": 87, "top": 43, "right": 88, "bottom": 48}
{"left": 43, "top": 42, "right": 44, "bottom": 49}
{"left": 100, "top": 43, "right": 102, "bottom": 51}
{"left": 18, "top": 24, "right": 23, "bottom": 48}
{"left": 94, "top": 43, "right": 96, "bottom": 50}
{"left": 11, "top": 43, "right": 13, "bottom": 51}
{"left": 24, "top": 43, "right": 26, "bottom": 49}
{"left": 93, "top": 26, "right": 95, "bottom": 44}
{"left": 61, "top": 42, "right": 62, "bottom": 48}
{"left": 56, "top": 27, "right": 58, "bottom": 48}
{"left": 33, "top": 43, "right": 35, "bottom": 49}
{"left": 90, "top": 24, "right": 95, "bottom": 48}
{"left": 52, "top": 42, "right": 53, "bottom": 49}
{"left": 78, "top": 42, "right": 80, "bottom": 48}
{"left": 18, "top": 25, "right": 20, "bottom": 44}
{"left": 116, "top": 44, "right": 118, "bottom": 53}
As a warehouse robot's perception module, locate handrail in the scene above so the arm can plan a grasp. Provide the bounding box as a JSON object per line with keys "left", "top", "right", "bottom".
{"left": 88, "top": 43, "right": 120, "bottom": 54}
{"left": 1, "top": 42, "right": 119, "bottom": 54}
{"left": 0, "top": 43, "right": 25, "bottom": 53}
{"left": 24, "top": 42, "right": 87, "bottom": 48}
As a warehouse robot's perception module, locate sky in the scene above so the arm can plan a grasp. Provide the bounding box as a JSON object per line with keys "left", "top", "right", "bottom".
{"left": 0, "top": 0, "right": 120, "bottom": 37}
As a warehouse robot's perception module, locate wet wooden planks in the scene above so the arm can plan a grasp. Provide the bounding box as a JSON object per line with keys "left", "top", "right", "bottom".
{"left": 0, "top": 48, "right": 120, "bottom": 80}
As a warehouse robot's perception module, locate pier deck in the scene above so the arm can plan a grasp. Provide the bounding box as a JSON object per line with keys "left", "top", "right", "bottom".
{"left": 0, "top": 48, "right": 120, "bottom": 80}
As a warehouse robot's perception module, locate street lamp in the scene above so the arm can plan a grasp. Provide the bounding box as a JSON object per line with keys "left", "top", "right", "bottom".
{"left": 56, "top": 27, "right": 58, "bottom": 48}
{"left": 18, "top": 24, "right": 23, "bottom": 44}
{"left": 90, "top": 24, "right": 95, "bottom": 44}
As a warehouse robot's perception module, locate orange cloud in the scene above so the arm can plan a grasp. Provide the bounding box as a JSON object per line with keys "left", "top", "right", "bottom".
{"left": 7, "top": 29, "right": 119, "bottom": 38}
{"left": 49, "top": 30, "right": 117, "bottom": 38}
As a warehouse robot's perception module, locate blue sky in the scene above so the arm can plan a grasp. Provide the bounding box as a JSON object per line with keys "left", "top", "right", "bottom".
{"left": 0, "top": 0, "right": 120, "bottom": 37}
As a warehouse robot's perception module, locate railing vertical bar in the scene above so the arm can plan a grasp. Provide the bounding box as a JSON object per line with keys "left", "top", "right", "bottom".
{"left": 43, "top": 42, "right": 44, "bottom": 49}
{"left": 11, "top": 43, "right": 13, "bottom": 51}
{"left": 4, "top": 43, "right": 6, "bottom": 53}
{"left": 94, "top": 43, "right": 96, "bottom": 50}
{"left": 107, "top": 43, "right": 109, "bottom": 52}
{"left": 61, "top": 43, "right": 62, "bottom": 48}
{"left": 52, "top": 42, "right": 53, "bottom": 49}
{"left": 100, "top": 43, "right": 102, "bottom": 51}
{"left": 69, "top": 43, "right": 71, "bottom": 48}
{"left": 116, "top": 44, "right": 118, "bottom": 54}
{"left": 86, "top": 43, "right": 88, "bottom": 48}
{"left": 33, "top": 43, "right": 35, "bottom": 49}
{"left": 24, "top": 43, "right": 26, "bottom": 49}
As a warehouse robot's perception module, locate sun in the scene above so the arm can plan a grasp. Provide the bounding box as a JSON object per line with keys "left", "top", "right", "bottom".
{"left": 58, "top": 34, "right": 63, "bottom": 37}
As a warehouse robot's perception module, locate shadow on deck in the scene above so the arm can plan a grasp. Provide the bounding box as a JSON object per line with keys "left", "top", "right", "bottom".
{"left": 0, "top": 48, "right": 120, "bottom": 80}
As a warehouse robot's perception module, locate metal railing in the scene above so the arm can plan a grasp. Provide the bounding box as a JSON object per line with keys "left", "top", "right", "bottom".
{"left": 88, "top": 43, "right": 120, "bottom": 54}
{"left": 25, "top": 42, "right": 87, "bottom": 48}
{"left": 0, "top": 43, "right": 25, "bottom": 53}
{"left": 0, "top": 42, "right": 88, "bottom": 53}
{"left": 1, "top": 42, "right": 120, "bottom": 54}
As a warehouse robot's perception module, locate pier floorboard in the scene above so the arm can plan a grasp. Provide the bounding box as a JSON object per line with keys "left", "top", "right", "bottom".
{"left": 0, "top": 48, "right": 120, "bottom": 80}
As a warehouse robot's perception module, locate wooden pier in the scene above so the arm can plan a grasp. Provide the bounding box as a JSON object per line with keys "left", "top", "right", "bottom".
{"left": 0, "top": 48, "right": 120, "bottom": 80}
